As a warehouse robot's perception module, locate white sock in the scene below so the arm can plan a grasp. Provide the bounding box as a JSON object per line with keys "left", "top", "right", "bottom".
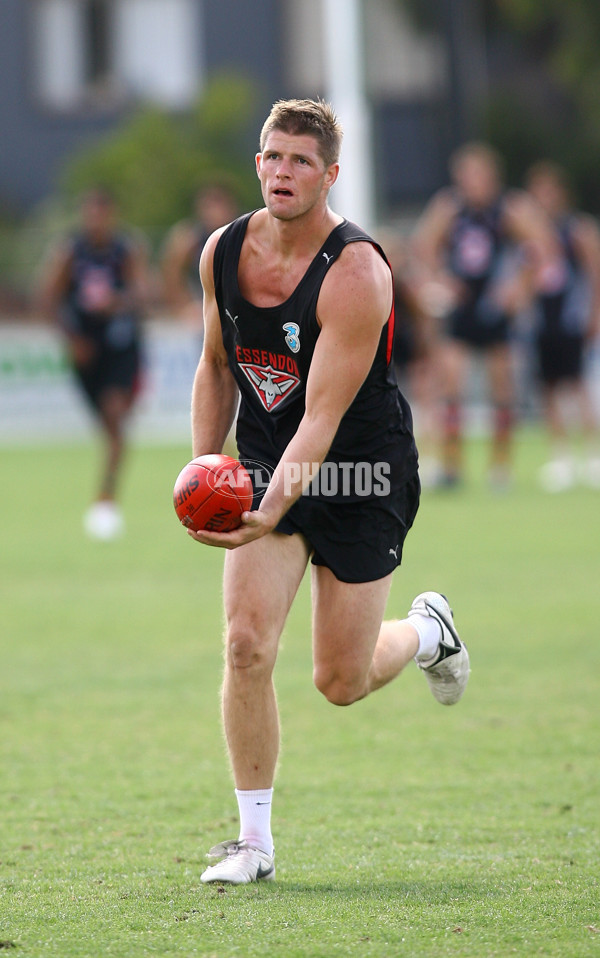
{"left": 235, "top": 788, "right": 274, "bottom": 856}
{"left": 408, "top": 612, "right": 442, "bottom": 662}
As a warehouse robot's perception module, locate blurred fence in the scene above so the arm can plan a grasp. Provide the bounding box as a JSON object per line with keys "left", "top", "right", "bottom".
{"left": 0, "top": 318, "right": 200, "bottom": 444}
{"left": 1, "top": 318, "right": 600, "bottom": 446}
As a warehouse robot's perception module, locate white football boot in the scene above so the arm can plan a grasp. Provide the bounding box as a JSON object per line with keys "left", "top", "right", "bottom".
{"left": 581, "top": 455, "right": 600, "bottom": 489}
{"left": 538, "top": 457, "right": 576, "bottom": 493}
{"left": 409, "top": 591, "right": 470, "bottom": 705}
{"left": 83, "top": 500, "right": 124, "bottom": 540}
{"left": 200, "top": 839, "right": 275, "bottom": 885}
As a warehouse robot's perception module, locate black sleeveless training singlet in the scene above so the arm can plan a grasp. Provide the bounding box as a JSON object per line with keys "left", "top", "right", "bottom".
{"left": 213, "top": 212, "right": 418, "bottom": 503}
{"left": 444, "top": 194, "right": 512, "bottom": 346}
{"left": 66, "top": 233, "right": 134, "bottom": 327}
{"left": 447, "top": 196, "right": 506, "bottom": 301}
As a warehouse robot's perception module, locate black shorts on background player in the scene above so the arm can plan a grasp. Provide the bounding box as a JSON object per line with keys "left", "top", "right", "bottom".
{"left": 533, "top": 216, "right": 590, "bottom": 386}
{"left": 536, "top": 330, "right": 585, "bottom": 385}
{"left": 448, "top": 302, "right": 511, "bottom": 349}
{"left": 66, "top": 314, "right": 142, "bottom": 411}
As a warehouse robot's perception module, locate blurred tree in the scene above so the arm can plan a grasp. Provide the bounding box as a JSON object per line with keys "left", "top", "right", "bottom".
{"left": 398, "top": 0, "right": 600, "bottom": 210}
{"left": 485, "top": 0, "right": 600, "bottom": 209}
{"left": 61, "top": 73, "right": 263, "bottom": 249}
{"left": 494, "top": 0, "right": 600, "bottom": 102}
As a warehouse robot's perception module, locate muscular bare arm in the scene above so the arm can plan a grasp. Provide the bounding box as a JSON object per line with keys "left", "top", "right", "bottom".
{"left": 161, "top": 223, "right": 199, "bottom": 314}
{"left": 410, "top": 190, "right": 467, "bottom": 311}
{"left": 503, "top": 190, "right": 558, "bottom": 261}
{"left": 572, "top": 214, "right": 600, "bottom": 338}
{"left": 190, "top": 229, "right": 240, "bottom": 457}
{"left": 35, "top": 240, "right": 73, "bottom": 322}
{"left": 120, "top": 237, "right": 151, "bottom": 315}
{"left": 411, "top": 189, "right": 457, "bottom": 276}
{"left": 498, "top": 190, "right": 562, "bottom": 313}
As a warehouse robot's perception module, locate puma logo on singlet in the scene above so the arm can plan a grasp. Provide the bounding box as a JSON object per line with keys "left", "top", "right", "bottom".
{"left": 389, "top": 545, "right": 399, "bottom": 559}
{"left": 225, "top": 308, "right": 239, "bottom": 329}
{"left": 322, "top": 251, "right": 334, "bottom": 265}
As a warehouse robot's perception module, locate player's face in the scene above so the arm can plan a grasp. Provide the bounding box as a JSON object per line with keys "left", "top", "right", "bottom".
{"left": 527, "top": 174, "right": 567, "bottom": 218}
{"left": 256, "top": 131, "right": 338, "bottom": 222}
{"left": 195, "top": 188, "right": 237, "bottom": 230}
{"left": 81, "top": 194, "right": 116, "bottom": 240}
{"left": 453, "top": 155, "right": 500, "bottom": 208}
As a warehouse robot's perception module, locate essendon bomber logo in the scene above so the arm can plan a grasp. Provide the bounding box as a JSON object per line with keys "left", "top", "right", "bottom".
{"left": 239, "top": 362, "right": 301, "bottom": 411}
{"left": 235, "top": 346, "right": 302, "bottom": 412}
{"left": 234, "top": 345, "right": 302, "bottom": 412}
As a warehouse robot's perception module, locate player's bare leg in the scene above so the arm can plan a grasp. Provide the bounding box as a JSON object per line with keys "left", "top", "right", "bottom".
{"left": 538, "top": 383, "right": 576, "bottom": 491}
{"left": 222, "top": 531, "right": 309, "bottom": 787}
{"left": 540, "top": 379, "right": 600, "bottom": 490}
{"left": 439, "top": 339, "right": 469, "bottom": 485}
{"left": 311, "top": 568, "right": 417, "bottom": 705}
{"left": 486, "top": 342, "right": 514, "bottom": 488}
{"left": 311, "top": 567, "right": 469, "bottom": 707}
{"left": 407, "top": 350, "right": 442, "bottom": 488}
{"left": 83, "top": 387, "right": 134, "bottom": 540}
{"left": 574, "top": 379, "right": 600, "bottom": 486}
{"left": 97, "top": 387, "right": 135, "bottom": 500}
{"left": 543, "top": 383, "right": 566, "bottom": 441}
{"left": 201, "top": 531, "right": 309, "bottom": 884}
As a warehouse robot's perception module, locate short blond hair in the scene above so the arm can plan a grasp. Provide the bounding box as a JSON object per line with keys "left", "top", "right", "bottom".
{"left": 259, "top": 98, "right": 343, "bottom": 169}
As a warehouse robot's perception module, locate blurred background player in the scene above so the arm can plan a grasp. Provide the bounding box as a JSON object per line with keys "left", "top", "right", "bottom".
{"left": 524, "top": 161, "right": 600, "bottom": 491}
{"left": 377, "top": 228, "right": 441, "bottom": 487}
{"left": 412, "top": 142, "right": 556, "bottom": 489}
{"left": 37, "top": 188, "right": 150, "bottom": 539}
{"left": 160, "top": 183, "right": 238, "bottom": 337}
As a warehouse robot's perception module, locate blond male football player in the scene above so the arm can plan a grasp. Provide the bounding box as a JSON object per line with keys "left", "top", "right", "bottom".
{"left": 186, "top": 99, "right": 470, "bottom": 884}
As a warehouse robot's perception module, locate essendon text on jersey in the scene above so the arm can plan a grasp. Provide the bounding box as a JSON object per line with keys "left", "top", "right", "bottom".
{"left": 235, "top": 345, "right": 300, "bottom": 377}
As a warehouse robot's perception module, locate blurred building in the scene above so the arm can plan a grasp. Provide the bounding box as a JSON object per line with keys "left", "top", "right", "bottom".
{"left": 0, "top": 0, "right": 464, "bottom": 221}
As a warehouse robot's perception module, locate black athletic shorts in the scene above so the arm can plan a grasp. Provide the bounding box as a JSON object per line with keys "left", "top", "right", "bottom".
{"left": 68, "top": 315, "right": 142, "bottom": 411}
{"left": 269, "top": 471, "right": 421, "bottom": 584}
{"left": 536, "top": 330, "right": 585, "bottom": 385}
{"left": 448, "top": 304, "right": 510, "bottom": 349}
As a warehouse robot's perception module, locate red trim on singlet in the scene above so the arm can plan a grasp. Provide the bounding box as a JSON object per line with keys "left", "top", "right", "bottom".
{"left": 373, "top": 242, "right": 395, "bottom": 367}
{"left": 385, "top": 299, "right": 395, "bottom": 367}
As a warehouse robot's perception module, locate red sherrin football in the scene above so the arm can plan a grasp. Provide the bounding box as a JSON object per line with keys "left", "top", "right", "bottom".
{"left": 173, "top": 454, "right": 254, "bottom": 532}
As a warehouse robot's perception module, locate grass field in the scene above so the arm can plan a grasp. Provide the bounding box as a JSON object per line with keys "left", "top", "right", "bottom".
{"left": 1, "top": 431, "right": 599, "bottom": 957}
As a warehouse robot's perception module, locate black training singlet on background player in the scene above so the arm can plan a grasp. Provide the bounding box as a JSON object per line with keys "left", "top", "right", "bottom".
{"left": 62, "top": 232, "right": 142, "bottom": 408}
{"left": 534, "top": 216, "right": 591, "bottom": 385}
{"left": 535, "top": 216, "right": 591, "bottom": 337}
{"left": 65, "top": 234, "right": 135, "bottom": 329}
{"left": 448, "top": 197, "right": 505, "bottom": 295}
{"left": 446, "top": 194, "right": 512, "bottom": 346}
{"left": 213, "top": 213, "right": 418, "bottom": 503}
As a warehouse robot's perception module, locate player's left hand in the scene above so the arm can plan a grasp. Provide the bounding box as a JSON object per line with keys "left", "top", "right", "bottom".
{"left": 185, "top": 509, "right": 275, "bottom": 549}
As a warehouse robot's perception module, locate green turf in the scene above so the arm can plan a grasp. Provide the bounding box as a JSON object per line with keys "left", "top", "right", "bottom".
{"left": 1, "top": 431, "right": 599, "bottom": 957}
